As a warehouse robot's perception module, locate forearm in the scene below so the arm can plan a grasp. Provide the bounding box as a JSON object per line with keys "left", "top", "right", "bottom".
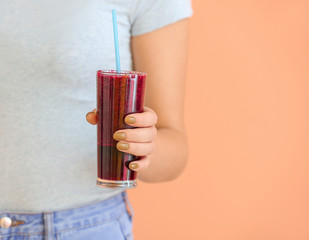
{"left": 137, "top": 127, "right": 188, "bottom": 183}
{"left": 131, "top": 19, "right": 190, "bottom": 183}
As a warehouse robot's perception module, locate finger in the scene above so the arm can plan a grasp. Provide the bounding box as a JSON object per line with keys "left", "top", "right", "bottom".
{"left": 128, "top": 155, "right": 151, "bottom": 172}
{"left": 116, "top": 141, "right": 155, "bottom": 156}
{"left": 124, "top": 107, "right": 158, "bottom": 127}
{"left": 86, "top": 109, "right": 97, "bottom": 125}
{"left": 113, "top": 126, "right": 157, "bottom": 143}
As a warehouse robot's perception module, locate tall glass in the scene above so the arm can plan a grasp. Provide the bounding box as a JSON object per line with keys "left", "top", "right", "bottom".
{"left": 96, "top": 70, "right": 146, "bottom": 189}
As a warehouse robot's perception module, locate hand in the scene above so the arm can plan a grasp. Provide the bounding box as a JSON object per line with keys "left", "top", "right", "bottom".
{"left": 86, "top": 107, "right": 158, "bottom": 172}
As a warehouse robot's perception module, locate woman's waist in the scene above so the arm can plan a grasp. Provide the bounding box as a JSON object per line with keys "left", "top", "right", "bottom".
{"left": 0, "top": 192, "right": 127, "bottom": 236}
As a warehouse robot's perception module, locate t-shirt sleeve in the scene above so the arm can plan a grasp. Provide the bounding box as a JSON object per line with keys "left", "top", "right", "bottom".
{"left": 130, "top": 0, "right": 193, "bottom": 37}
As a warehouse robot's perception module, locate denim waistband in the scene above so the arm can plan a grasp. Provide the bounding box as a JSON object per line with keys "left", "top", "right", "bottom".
{"left": 0, "top": 192, "right": 131, "bottom": 237}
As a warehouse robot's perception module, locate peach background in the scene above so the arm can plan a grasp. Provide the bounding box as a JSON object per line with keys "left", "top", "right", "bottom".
{"left": 128, "top": 1, "right": 309, "bottom": 239}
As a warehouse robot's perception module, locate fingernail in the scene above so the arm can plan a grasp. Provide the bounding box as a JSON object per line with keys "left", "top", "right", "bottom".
{"left": 129, "top": 162, "right": 139, "bottom": 170}
{"left": 125, "top": 116, "right": 136, "bottom": 124}
{"left": 117, "top": 142, "right": 130, "bottom": 150}
{"left": 113, "top": 132, "right": 126, "bottom": 141}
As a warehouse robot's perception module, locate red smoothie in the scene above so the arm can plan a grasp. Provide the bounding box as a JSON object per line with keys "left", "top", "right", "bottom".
{"left": 96, "top": 70, "right": 146, "bottom": 188}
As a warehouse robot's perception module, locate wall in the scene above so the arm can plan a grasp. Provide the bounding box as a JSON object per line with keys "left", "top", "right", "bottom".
{"left": 129, "top": 1, "right": 309, "bottom": 239}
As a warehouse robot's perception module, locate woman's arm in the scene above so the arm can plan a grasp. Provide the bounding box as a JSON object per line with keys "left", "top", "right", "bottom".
{"left": 130, "top": 18, "right": 190, "bottom": 183}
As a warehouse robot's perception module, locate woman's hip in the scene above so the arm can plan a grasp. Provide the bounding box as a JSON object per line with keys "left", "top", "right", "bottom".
{"left": 0, "top": 191, "right": 133, "bottom": 240}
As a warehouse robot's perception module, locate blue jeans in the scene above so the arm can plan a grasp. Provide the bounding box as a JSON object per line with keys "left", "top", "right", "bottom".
{"left": 0, "top": 191, "right": 133, "bottom": 240}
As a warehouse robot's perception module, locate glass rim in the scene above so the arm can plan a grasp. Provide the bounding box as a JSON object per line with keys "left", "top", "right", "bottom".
{"left": 98, "top": 70, "right": 146, "bottom": 76}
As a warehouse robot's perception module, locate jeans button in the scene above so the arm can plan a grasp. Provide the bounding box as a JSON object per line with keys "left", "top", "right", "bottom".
{"left": 0, "top": 217, "right": 12, "bottom": 228}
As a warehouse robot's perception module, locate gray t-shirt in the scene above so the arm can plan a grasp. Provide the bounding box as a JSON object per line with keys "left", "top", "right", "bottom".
{"left": 0, "top": 0, "right": 193, "bottom": 212}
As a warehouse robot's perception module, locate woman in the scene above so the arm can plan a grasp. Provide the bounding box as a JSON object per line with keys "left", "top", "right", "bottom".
{"left": 0, "top": 0, "right": 192, "bottom": 239}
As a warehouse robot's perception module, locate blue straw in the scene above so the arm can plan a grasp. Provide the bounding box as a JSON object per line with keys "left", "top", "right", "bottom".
{"left": 112, "top": 9, "right": 121, "bottom": 73}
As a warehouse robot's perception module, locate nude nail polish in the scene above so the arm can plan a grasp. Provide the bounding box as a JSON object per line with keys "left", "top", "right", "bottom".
{"left": 129, "top": 163, "right": 139, "bottom": 170}
{"left": 125, "top": 116, "right": 136, "bottom": 124}
{"left": 113, "top": 132, "right": 126, "bottom": 141}
{"left": 117, "top": 142, "right": 130, "bottom": 150}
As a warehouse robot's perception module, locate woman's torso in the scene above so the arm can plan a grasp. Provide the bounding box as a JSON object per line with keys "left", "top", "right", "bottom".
{"left": 0, "top": 0, "right": 133, "bottom": 212}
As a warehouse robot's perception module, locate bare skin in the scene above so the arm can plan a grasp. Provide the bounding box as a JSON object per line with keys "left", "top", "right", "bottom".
{"left": 86, "top": 19, "right": 190, "bottom": 183}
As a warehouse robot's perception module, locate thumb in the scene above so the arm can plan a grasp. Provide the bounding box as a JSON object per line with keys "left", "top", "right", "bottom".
{"left": 86, "top": 108, "right": 97, "bottom": 125}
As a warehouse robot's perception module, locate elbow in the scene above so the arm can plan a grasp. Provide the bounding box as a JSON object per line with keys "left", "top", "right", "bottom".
{"left": 164, "top": 143, "right": 189, "bottom": 182}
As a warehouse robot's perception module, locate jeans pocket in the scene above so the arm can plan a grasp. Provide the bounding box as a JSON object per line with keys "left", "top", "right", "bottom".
{"left": 122, "top": 191, "right": 134, "bottom": 223}
{"left": 1, "top": 236, "right": 26, "bottom": 240}
{"left": 56, "top": 220, "right": 127, "bottom": 240}
{"left": 117, "top": 212, "right": 134, "bottom": 240}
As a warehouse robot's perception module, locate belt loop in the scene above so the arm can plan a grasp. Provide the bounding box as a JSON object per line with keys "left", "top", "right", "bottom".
{"left": 43, "top": 212, "right": 54, "bottom": 240}
{"left": 122, "top": 191, "right": 134, "bottom": 220}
